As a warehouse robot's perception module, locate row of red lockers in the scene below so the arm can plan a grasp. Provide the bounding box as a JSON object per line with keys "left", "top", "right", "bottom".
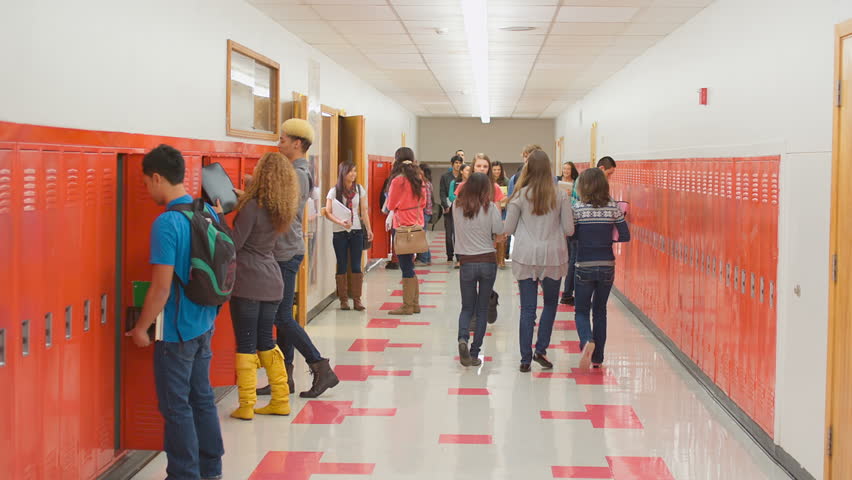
{"left": 0, "top": 142, "right": 272, "bottom": 479}
{"left": 609, "top": 156, "right": 780, "bottom": 436}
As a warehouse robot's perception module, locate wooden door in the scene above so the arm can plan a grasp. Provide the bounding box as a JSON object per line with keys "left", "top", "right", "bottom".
{"left": 826, "top": 19, "right": 852, "bottom": 480}
{"left": 590, "top": 122, "right": 598, "bottom": 168}
{"left": 339, "top": 115, "right": 366, "bottom": 184}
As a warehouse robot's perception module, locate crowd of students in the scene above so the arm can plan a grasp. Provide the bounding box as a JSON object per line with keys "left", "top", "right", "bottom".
{"left": 126, "top": 122, "right": 630, "bottom": 478}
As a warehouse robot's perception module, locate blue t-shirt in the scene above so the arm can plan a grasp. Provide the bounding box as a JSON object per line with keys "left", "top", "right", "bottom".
{"left": 149, "top": 195, "right": 219, "bottom": 343}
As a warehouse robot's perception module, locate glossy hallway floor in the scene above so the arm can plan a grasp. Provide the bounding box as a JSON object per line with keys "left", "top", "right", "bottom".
{"left": 132, "top": 232, "right": 792, "bottom": 480}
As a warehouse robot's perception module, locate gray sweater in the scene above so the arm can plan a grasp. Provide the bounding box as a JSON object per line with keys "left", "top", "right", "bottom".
{"left": 503, "top": 187, "right": 575, "bottom": 267}
{"left": 232, "top": 199, "right": 284, "bottom": 301}
{"left": 274, "top": 157, "right": 311, "bottom": 261}
{"left": 451, "top": 202, "right": 504, "bottom": 255}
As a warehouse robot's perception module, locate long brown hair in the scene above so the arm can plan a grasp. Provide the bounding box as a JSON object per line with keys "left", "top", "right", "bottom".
{"left": 509, "top": 149, "right": 556, "bottom": 215}
{"left": 456, "top": 173, "right": 493, "bottom": 219}
{"left": 577, "top": 167, "right": 610, "bottom": 207}
{"left": 236, "top": 152, "right": 299, "bottom": 232}
{"left": 491, "top": 160, "right": 507, "bottom": 186}
{"left": 395, "top": 147, "right": 423, "bottom": 199}
{"left": 335, "top": 160, "right": 357, "bottom": 204}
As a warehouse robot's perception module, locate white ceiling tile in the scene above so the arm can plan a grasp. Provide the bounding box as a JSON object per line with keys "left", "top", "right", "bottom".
{"left": 345, "top": 34, "right": 413, "bottom": 45}
{"left": 490, "top": 44, "right": 544, "bottom": 55}
{"left": 303, "top": 0, "right": 387, "bottom": 4}
{"left": 537, "top": 54, "right": 599, "bottom": 65}
{"left": 312, "top": 5, "right": 398, "bottom": 21}
{"left": 418, "top": 43, "right": 469, "bottom": 55}
{"left": 249, "top": 0, "right": 304, "bottom": 5}
{"left": 512, "top": 113, "right": 542, "bottom": 118}
{"left": 328, "top": 21, "right": 407, "bottom": 34}
{"left": 561, "top": 0, "right": 652, "bottom": 5}
{"left": 557, "top": 6, "right": 640, "bottom": 23}
{"left": 489, "top": 36, "right": 548, "bottom": 46}
{"left": 358, "top": 44, "right": 420, "bottom": 54}
{"left": 549, "top": 22, "right": 628, "bottom": 35}
{"left": 489, "top": 0, "right": 559, "bottom": 4}
{"left": 276, "top": 21, "right": 337, "bottom": 35}
{"left": 540, "top": 44, "right": 608, "bottom": 56}
{"left": 298, "top": 31, "right": 349, "bottom": 44}
{"left": 259, "top": 5, "right": 322, "bottom": 21}
{"left": 394, "top": 5, "right": 460, "bottom": 21}
{"left": 650, "top": 0, "right": 712, "bottom": 6}
{"left": 390, "top": 0, "right": 457, "bottom": 4}
{"left": 631, "top": 6, "right": 705, "bottom": 23}
{"left": 488, "top": 6, "right": 557, "bottom": 22}
{"left": 367, "top": 53, "right": 426, "bottom": 65}
{"left": 489, "top": 22, "right": 551, "bottom": 33}
{"left": 621, "top": 22, "right": 682, "bottom": 35}
{"left": 411, "top": 33, "right": 467, "bottom": 45}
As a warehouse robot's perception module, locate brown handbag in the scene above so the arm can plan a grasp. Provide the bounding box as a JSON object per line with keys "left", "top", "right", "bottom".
{"left": 394, "top": 224, "right": 428, "bottom": 255}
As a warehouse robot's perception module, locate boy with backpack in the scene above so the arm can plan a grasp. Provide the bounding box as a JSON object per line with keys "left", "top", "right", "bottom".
{"left": 127, "top": 144, "right": 228, "bottom": 480}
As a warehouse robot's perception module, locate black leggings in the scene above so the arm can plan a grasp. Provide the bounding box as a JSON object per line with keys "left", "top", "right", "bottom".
{"left": 229, "top": 296, "right": 278, "bottom": 354}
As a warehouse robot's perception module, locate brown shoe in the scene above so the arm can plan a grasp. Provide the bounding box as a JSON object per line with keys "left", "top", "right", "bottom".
{"left": 300, "top": 359, "right": 340, "bottom": 398}
{"left": 350, "top": 272, "right": 365, "bottom": 311}
{"left": 336, "top": 274, "right": 350, "bottom": 310}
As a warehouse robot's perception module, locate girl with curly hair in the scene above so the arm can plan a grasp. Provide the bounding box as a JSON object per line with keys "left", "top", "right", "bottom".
{"left": 228, "top": 152, "right": 300, "bottom": 420}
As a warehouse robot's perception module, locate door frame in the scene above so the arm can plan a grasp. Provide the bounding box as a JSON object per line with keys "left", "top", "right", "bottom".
{"left": 825, "top": 18, "right": 852, "bottom": 480}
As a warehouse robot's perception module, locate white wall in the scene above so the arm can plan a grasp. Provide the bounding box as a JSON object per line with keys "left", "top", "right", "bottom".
{"left": 555, "top": 0, "right": 852, "bottom": 477}
{"left": 0, "top": 0, "right": 418, "bottom": 310}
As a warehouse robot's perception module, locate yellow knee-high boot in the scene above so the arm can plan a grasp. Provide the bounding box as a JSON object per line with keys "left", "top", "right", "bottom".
{"left": 230, "top": 353, "right": 260, "bottom": 420}
{"left": 255, "top": 346, "right": 291, "bottom": 416}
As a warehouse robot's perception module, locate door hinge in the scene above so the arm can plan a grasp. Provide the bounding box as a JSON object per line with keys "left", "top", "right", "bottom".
{"left": 827, "top": 425, "right": 834, "bottom": 457}
{"left": 833, "top": 253, "right": 838, "bottom": 283}
{"left": 838, "top": 80, "right": 843, "bottom": 108}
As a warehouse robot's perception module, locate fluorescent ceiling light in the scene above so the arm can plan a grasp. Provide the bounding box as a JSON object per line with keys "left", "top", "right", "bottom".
{"left": 461, "top": 0, "right": 490, "bottom": 123}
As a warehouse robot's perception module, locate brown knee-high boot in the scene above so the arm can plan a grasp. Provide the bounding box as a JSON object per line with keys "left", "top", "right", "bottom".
{"left": 350, "top": 272, "right": 365, "bottom": 311}
{"left": 389, "top": 277, "right": 417, "bottom": 315}
{"left": 336, "top": 274, "right": 350, "bottom": 310}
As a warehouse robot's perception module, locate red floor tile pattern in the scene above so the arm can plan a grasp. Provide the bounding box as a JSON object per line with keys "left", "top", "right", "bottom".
{"left": 438, "top": 434, "right": 493, "bottom": 445}
{"left": 534, "top": 368, "right": 618, "bottom": 385}
{"left": 293, "top": 401, "right": 397, "bottom": 425}
{"left": 379, "top": 302, "right": 437, "bottom": 310}
{"left": 333, "top": 365, "right": 412, "bottom": 381}
{"left": 248, "top": 452, "right": 374, "bottom": 480}
{"left": 551, "top": 456, "right": 674, "bottom": 480}
{"left": 390, "top": 289, "right": 442, "bottom": 296}
{"left": 540, "top": 405, "right": 643, "bottom": 429}
{"left": 399, "top": 279, "right": 447, "bottom": 284}
{"left": 366, "top": 318, "right": 431, "bottom": 328}
{"left": 448, "top": 388, "right": 490, "bottom": 395}
{"left": 453, "top": 356, "right": 493, "bottom": 362}
{"left": 348, "top": 339, "right": 422, "bottom": 352}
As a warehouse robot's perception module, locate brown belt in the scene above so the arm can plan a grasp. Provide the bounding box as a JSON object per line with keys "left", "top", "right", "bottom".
{"left": 458, "top": 252, "right": 497, "bottom": 265}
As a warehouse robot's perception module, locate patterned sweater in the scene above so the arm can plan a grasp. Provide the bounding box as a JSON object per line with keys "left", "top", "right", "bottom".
{"left": 572, "top": 200, "right": 630, "bottom": 265}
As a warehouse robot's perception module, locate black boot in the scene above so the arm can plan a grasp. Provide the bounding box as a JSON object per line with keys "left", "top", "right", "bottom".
{"left": 300, "top": 359, "right": 340, "bottom": 398}
{"left": 257, "top": 363, "right": 294, "bottom": 395}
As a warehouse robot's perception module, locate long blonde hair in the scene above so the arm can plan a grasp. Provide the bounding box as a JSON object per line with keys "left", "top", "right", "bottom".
{"left": 236, "top": 152, "right": 299, "bottom": 232}
{"left": 509, "top": 149, "right": 556, "bottom": 215}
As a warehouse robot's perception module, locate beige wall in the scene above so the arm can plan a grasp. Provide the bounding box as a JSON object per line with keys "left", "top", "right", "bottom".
{"left": 417, "top": 117, "right": 556, "bottom": 170}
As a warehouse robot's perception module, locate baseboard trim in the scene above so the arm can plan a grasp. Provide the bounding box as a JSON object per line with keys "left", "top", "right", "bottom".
{"left": 306, "top": 292, "right": 337, "bottom": 324}
{"left": 612, "top": 288, "right": 814, "bottom": 480}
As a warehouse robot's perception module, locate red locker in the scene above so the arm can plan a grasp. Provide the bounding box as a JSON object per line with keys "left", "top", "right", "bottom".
{"left": 41, "top": 149, "right": 63, "bottom": 479}
{"left": 95, "top": 151, "right": 118, "bottom": 469}
{"left": 15, "top": 147, "right": 47, "bottom": 479}
{"left": 368, "top": 156, "right": 392, "bottom": 260}
{"left": 0, "top": 144, "right": 17, "bottom": 477}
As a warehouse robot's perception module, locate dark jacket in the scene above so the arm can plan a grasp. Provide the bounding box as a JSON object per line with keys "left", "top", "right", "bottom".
{"left": 439, "top": 168, "right": 456, "bottom": 210}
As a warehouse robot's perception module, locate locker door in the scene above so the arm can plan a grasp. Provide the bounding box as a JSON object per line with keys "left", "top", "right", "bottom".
{"left": 368, "top": 157, "right": 391, "bottom": 259}
{"left": 121, "top": 153, "right": 165, "bottom": 450}
{"left": 0, "top": 144, "right": 17, "bottom": 477}
{"left": 95, "top": 152, "right": 118, "bottom": 469}
{"left": 201, "top": 155, "right": 238, "bottom": 388}
{"left": 15, "top": 147, "right": 47, "bottom": 479}
{"left": 60, "top": 150, "right": 84, "bottom": 479}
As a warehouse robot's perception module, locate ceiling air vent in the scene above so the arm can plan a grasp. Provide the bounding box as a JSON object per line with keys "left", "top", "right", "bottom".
{"left": 499, "top": 26, "right": 537, "bottom": 32}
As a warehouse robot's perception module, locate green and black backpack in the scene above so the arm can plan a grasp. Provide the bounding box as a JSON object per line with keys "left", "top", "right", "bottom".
{"left": 169, "top": 199, "right": 236, "bottom": 306}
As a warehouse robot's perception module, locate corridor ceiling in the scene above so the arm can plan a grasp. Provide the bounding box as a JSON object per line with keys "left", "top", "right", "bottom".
{"left": 248, "top": 0, "right": 713, "bottom": 118}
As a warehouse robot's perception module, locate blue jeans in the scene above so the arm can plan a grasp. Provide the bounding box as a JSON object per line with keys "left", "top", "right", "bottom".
{"left": 518, "top": 277, "right": 561, "bottom": 364}
{"left": 332, "top": 229, "right": 364, "bottom": 274}
{"left": 229, "top": 297, "right": 277, "bottom": 354}
{"left": 562, "top": 239, "right": 578, "bottom": 298}
{"left": 153, "top": 330, "right": 224, "bottom": 480}
{"left": 457, "top": 262, "right": 497, "bottom": 357}
{"left": 398, "top": 253, "right": 415, "bottom": 278}
{"left": 275, "top": 255, "right": 323, "bottom": 365}
{"left": 574, "top": 265, "right": 615, "bottom": 364}
{"left": 418, "top": 215, "right": 432, "bottom": 263}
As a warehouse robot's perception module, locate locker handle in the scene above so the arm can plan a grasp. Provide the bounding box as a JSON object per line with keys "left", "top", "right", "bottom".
{"left": 750, "top": 273, "right": 756, "bottom": 298}
{"left": 759, "top": 277, "right": 765, "bottom": 303}
{"left": 101, "top": 294, "right": 108, "bottom": 325}
{"left": 84, "top": 299, "right": 91, "bottom": 332}
{"left": 770, "top": 282, "right": 776, "bottom": 308}
{"left": 45, "top": 312, "right": 53, "bottom": 348}
{"left": 65, "top": 306, "right": 72, "bottom": 340}
{"left": 22, "top": 319, "right": 30, "bottom": 357}
{"left": 0, "top": 329, "right": 5, "bottom": 366}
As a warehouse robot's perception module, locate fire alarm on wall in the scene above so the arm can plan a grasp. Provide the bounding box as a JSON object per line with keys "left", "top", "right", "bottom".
{"left": 699, "top": 88, "right": 708, "bottom": 105}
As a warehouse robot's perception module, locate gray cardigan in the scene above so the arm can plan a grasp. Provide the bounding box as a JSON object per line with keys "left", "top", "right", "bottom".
{"left": 503, "top": 187, "right": 574, "bottom": 267}
{"left": 452, "top": 202, "right": 503, "bottom": 255}
{"left": 232, "top": 199, "right": 285, "bottom": 301}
